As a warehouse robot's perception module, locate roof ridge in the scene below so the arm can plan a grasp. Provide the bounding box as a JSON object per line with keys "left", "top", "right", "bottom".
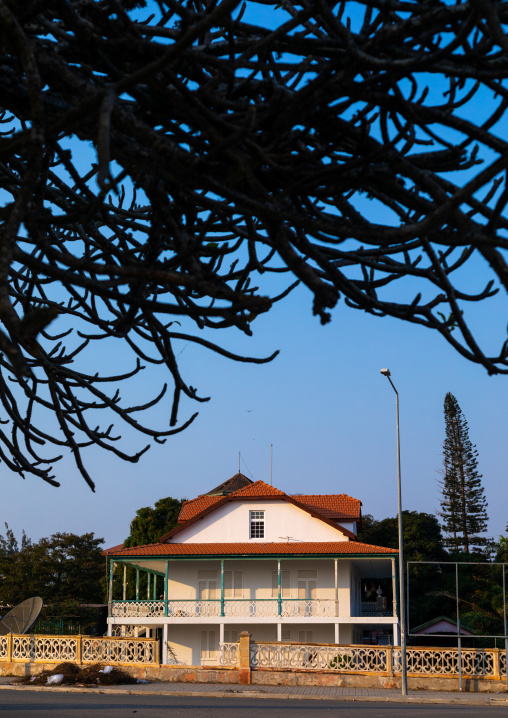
{"left": 228, "top": 479, "right": 286, "bottom": 497}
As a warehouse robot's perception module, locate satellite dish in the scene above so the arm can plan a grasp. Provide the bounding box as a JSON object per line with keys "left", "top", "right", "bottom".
{"left": 0, "top": 597, "right": 43, "bottom": 635}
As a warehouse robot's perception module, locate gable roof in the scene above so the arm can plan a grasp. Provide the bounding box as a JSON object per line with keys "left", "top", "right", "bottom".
{"left": 106, "top": 541, "right": 398, "bottom": 558}
{"left": 411, "top": 615, "right": 473, "bottom": 635}
{"left": 205, "top": 472, "right": 253, "bottom": 496}
{"left": 179, "top": 486, "right": 361, "bottom": 525}
{"left": 103, "top": 543, "right": 125, "bottom": 555}
{"left": 160, "top": 480, "right": 357, "bottom": 542}
{"left": 293, "top": 494, "right": 361, "bottom": 522}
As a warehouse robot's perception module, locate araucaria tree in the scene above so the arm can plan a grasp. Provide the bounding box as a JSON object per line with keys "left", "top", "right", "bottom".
{"left": 440, "top": 393, "right": 488, "bottom": 554}
{"left": 3, "top": 1, "right": 508, "bottom": 489}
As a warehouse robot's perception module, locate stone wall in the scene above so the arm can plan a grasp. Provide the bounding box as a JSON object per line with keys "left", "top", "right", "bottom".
{"left": 0, "top": 661, "right": 506, "bottom": 693}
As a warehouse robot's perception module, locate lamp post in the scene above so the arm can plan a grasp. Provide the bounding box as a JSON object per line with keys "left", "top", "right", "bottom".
{"left": 380, "top": 368, "right": 408, "bottom": 696}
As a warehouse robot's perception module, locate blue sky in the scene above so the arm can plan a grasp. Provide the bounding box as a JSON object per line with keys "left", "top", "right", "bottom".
{"left": 1, "top": 1, "right": 507, "bottom": 552}
{"left": 2, "top": 278, "right": 506, "bottom": 550}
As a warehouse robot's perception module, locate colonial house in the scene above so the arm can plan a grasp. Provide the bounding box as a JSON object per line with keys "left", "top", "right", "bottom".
{"left": 105, "top": 474, "right": 399, "bottom": 665}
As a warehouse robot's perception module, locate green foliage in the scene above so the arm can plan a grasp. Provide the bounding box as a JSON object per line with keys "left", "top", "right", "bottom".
{"left": 358, "top": 511, "right": 450, "bottom": 630}
{"left": 0, "top": 533, "right": 104, "bottom": 606}
{"left": 329, "top": 653, "right": 353, "bottom": 670}
{"left": 358, "top": 511, "right": 447, "bottom": 563}
{"left": 123, "top": 496, "right": 185, "bottom": 547}
{"left": 0, "top": 523, "right": 31, "bottom": 557}
{"left": 440, "top": 392, "right": 489, "bottom": 554}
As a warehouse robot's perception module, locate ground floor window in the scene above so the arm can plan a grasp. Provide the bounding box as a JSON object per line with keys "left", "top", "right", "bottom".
{"left": 298, "top": 630, "right": 313, "bottom": 643}
{"left": 201, "top": 630, "right": 217, "bottom": 661}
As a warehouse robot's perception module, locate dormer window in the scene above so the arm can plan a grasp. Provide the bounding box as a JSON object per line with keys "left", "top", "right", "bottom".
{"left": 250, "top": 510, "right": 264, "bottom": 538}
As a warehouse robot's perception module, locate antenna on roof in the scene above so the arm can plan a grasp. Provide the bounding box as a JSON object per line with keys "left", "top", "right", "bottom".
{"left": 270, "top": 444, "right": 273, "bottom": 486}
{"left": 239, "top": 451, "right": 241, "bottom": 472}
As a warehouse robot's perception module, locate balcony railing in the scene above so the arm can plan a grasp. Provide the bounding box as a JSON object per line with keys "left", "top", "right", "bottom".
{"left": 360, "top": 601, "right": 393, "bottom": 617}
{"left": 111, "top": 599, "right": 338, "bottom": 618}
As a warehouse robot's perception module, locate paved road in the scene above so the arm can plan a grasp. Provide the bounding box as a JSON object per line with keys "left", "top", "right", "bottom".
{"left": 1, "top": 692, "right": 508, "bottom": 718}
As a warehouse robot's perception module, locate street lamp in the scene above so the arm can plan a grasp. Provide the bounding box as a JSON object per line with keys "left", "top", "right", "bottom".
{"left": 380, "top": 368, "right": 408, "bottom": 696}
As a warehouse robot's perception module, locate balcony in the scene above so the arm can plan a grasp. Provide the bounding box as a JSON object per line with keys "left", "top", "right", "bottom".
{"left": 111, "top": 599, "right": 338, "bottom": 619}
{"left": 360, "top": 601, "right": 392, "bottom": 618}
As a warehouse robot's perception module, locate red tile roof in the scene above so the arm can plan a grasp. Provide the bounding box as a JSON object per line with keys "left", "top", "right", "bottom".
{"left": 106, "top": 541, "right": 397, "bottom": 557}
{"left": 231, "top": 480, "right": 286, "bottom": 498}
{"left": 163, "top": 483, "right": 357, "bottom": 543}
{"left": 178, "top": 485, "right": 361, "bottom": 524}
{"left": 103, "top": 543, "right": 125, "bottom": 555}
{"left": 293, "top": 495, "right": 361, "bottom": 521}
{"left": 179, "top": 495, "right": 222, "bottom": 522}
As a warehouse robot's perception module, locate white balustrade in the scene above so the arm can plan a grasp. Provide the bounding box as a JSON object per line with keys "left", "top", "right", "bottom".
{"left": 111, "top": 599, "right": 336, "bottom": 618}
{"left": 360, "top": 602, "right": 392, "bottom": 617}
{"left": 82, "top": 636, "right": 157, "bottom": 664}
{"left": 111, "top": 600, "right": 165, "bottom": 618}
{"left": 219, "top": 642, "right": 239, "bottom": 666}
{"left": 0, "top": 634, "right": 157, "bottom": 665}
{"left": 250, "top": 642, "right": 506, "bottom": 678}
{"left": 167, "top": 601, "right": 220, "bottom": 617}
{"left": 224, "top": 600, "right": 278, "bottom": 617}
{"left": 281, "top": 600, "right": 336, "bottom": 617}
{"left": 250, "top": 642, "right": 388, "bottom": 671}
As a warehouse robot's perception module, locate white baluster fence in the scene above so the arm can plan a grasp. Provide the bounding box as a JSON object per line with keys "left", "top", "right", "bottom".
{"left": 0, "top": 634, "right": 158, "bottom": 665}
{"left": 111, "top": 600, "right": 165, "bottom": 617}
{"left": 217, "top": 640, "right": 508, "bottom": 679}
{"left": 111, "top": 598, "right": 337, "bottom": 618}
{"left": 219, "top": 642, "right": 239, "bottom": 666}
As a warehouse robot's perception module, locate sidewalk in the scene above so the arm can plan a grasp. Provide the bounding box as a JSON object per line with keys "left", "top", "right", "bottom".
{"left": 1, "top": 676, "right": 508, "bottom": 706}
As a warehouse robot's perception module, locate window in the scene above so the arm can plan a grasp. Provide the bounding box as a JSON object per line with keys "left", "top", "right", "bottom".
{"left": 224, "top": 630, "right": 238, "bottom": 643}
{"left": 224, "top": 570, "right": 243, "bottom": 598}
{"left": 281, "top": 627, "right": 291, "bottom": 642}
{"left": 250, "top": 510, "right": 265, "bottom": 538}
{"left": 298, "top": 630, "right": 313, "bottom": 643}
{"left": 201, "top": 630, "right": 217, "bottom": 661}
{"left": 297, "top": 570, "right": 317, "bottom": 600}
{"left": 198, "top": 570, "right": 218, "bottom": 599}
{"left": 271, "top": 570, "right": 291, "bottom": 598}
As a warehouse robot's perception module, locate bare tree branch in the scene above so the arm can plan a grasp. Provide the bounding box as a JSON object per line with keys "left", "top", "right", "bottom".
{"left": 0, "top": 0, "right": 507, "bottom": 487}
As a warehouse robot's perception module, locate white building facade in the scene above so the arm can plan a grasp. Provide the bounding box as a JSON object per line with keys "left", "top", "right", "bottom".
{"left": 106, "top": 476, "right": 399, "bottom": 665}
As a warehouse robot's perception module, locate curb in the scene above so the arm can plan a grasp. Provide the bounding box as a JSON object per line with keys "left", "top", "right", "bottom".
{"left": 1, "top": 684, "right": 508, "bottom": 706}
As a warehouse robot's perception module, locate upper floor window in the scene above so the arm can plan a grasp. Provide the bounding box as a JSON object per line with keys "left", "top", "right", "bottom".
{"left": 250, "top": 510, "right": 265, "bottom": 538}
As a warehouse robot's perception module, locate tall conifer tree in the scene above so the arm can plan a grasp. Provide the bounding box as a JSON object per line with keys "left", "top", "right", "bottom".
{"left": 440, "top": 393, "right": 488, "bottom": 553}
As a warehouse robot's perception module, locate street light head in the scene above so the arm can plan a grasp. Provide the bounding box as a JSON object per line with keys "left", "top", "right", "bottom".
{"left": 380, "top": 368, "right": 391, "bottom": 377}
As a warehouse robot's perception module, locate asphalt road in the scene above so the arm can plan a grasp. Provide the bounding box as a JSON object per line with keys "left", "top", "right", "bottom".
{"left": 1, "top": 692, "right": 508, "bottom": 717}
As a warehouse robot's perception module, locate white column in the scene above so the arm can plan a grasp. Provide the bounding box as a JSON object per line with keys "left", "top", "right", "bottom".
{"left": 163, "top": 624, "right": 169, "bottom": 664}
{"left": 107, "top": 621, "right": 113, "bottom": 637}
{"left": 394, "top": 622, "right": 400, "bottom": 646}
{"left": 219, "top": 623, "right": 224, "bottom": 644}
{"left": 123, "top": 565, "right": 127, "bottom": 600}
{"left": 334, "top": 623, "right": 339, "bottom": 645}
{"left": 277, "top": 623, "right": 282, "bottom": 641}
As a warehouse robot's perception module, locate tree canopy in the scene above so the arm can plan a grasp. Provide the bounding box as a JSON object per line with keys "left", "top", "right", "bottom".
{"left": 2, "top": 1, "right": 508, "bottom": 488}
{"left": 123, "top": 496, "right": 184, "bottom": 547}
{"left": 0, "top": 532, "right": 104, "bottom": 606}
{"left": 439, "top": 392, "right": 489, "bottom": 554}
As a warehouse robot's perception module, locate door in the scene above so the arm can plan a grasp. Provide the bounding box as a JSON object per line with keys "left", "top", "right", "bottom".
{"left": 198, "top": 571, "right": 218, "bottom": 616}
{"left": 297, "top": 570, "right": 317, "bottom": 615}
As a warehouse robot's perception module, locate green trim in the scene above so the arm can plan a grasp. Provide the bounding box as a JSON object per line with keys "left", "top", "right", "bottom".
{"left": 277, "top": 559, "right": 281, "bottom": 616}
{"left": 220, "top": 559, "right": 225, "bottom": 617}
{"left": 110, "top": 554, "right": 395, "bottom": 562}
{"left": 109, "top": 560, "right": 114, "bottom": 602}
{"left": 164, "top": 561, "right": 169, "bottom": 617}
